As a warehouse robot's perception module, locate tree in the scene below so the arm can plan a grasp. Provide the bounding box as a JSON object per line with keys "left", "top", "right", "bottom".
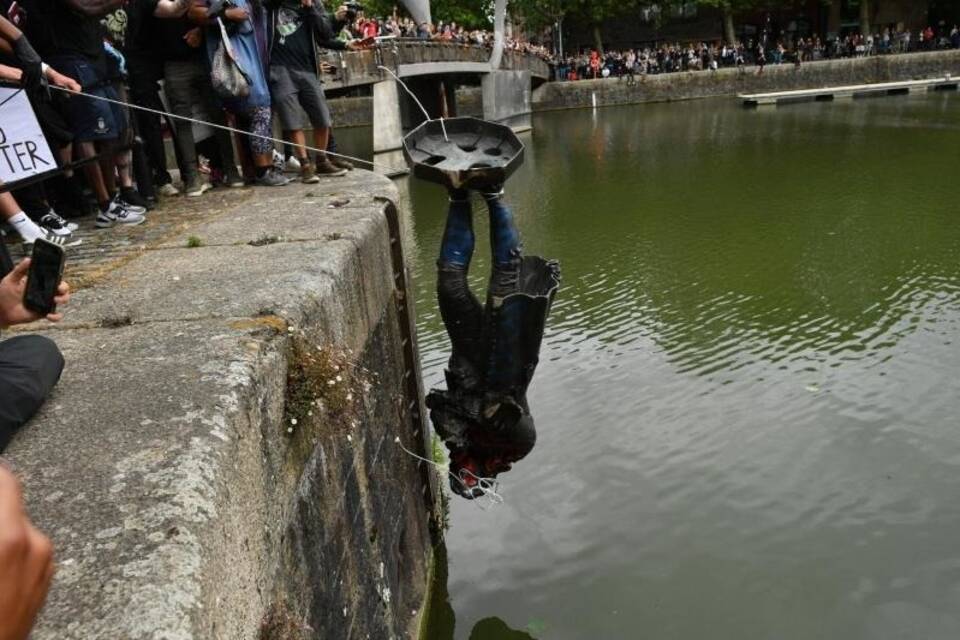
{"left": 694, "top": 0, "right": 764, "bottom": 46}
{"left": 859, "top": 0, "right": 873, "bottom": 37}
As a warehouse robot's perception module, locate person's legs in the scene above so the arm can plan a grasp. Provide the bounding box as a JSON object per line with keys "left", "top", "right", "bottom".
{"left": 0, "top": 335, "right": 65, "bottom": 451}
{"left": 190, "top": 67, "right": 242, "bottom": 186}
{"left": 47, "top": 56, "right": 121, "bottom": 215}
{"left": 164, "top": 60, "right": 204, "bottom": 195}
{"left": 128, "top": 57, "right": 174, "bottom": 191}
{"left": 293, "top": 68, "right": 345, "bottom": 177}
{"left": 0, "top": 192, "right": 48, "bottom": 247}
{"left": 271, "top": 66, "right": 314, "bottom": 182}
{"left": 241, "top": 107, "right": 283, "bottom": 186}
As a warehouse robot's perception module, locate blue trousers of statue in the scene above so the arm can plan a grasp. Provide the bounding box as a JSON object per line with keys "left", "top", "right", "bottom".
{"left": 436, "top": 194, "right": 521, "bottom": 392}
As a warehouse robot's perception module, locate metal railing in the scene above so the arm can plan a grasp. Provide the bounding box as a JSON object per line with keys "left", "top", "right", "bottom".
{"left": 317, "top": 39, "right": 550, "bottom": 89}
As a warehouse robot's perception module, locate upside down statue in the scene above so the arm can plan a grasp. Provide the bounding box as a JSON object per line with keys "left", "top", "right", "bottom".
{"left": 403, "top": 116, "right": 559, "bottom": 499}
{"left": 426, "top": 182, "right": 560, "bottom": 499}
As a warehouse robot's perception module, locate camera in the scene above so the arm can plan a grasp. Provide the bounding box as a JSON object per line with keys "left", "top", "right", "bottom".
{"left": 344, "top": 1, "right": 363, "bottom": 21}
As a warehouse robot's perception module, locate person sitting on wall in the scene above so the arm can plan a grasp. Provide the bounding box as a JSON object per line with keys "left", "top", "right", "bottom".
{"left": 0, "top": 238, "right": 70, "bottom": 452}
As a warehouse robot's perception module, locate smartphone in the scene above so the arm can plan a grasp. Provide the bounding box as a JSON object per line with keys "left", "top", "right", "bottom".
{"left": 24, "top": 238, "right": 65, "bottom": 316}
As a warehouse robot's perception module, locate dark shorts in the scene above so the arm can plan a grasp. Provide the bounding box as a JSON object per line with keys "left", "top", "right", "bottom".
{"left": 269, "top": 65, "right": 331, "bottom": 131}
{"left": 31, "top": 95, "right": 74, "bottom": 149}
{"left": 47, "top": 55, "right": 127, "bottom": 142}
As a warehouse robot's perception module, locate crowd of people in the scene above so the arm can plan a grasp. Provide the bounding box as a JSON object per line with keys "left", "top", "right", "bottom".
{"left": 0, "top": 0, "right": 371, "bottom": 255}
{"left": 335, "top": 10, "right": 553, "bottom": 60}
{"left": 553, "top": 23, "right": 960, "bottom": 81}
{"left": 0, "top": 2, "right": 378, "bottom": 636}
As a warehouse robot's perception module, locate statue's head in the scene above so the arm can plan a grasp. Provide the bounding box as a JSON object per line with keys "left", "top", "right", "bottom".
{"left": 433, "top": 395, "right": 537, "bottom": 500}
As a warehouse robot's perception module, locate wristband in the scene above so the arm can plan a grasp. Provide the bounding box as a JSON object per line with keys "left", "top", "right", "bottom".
{"left": 41, "top": 63, "right": 50, "bottom": 75}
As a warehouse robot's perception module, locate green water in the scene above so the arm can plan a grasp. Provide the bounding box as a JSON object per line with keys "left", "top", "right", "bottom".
{"left": 373, "top": 92, "right": 960, "bottom": 639}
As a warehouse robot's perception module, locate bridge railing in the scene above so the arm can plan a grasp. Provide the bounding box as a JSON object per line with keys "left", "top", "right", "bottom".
{"left": 317, "top": 40, "right": 550, "bottom": 89}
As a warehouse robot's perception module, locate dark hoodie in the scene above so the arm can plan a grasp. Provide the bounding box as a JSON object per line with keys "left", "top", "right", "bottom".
{"left": 264, "top": 0, "right": 345, "bottom": 71}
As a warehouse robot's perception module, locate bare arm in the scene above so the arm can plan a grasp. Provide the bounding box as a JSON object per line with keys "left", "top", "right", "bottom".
{"left": 0, "top": 15, "right": 22, "bottom": 44}
{"left": 60, "top": 0, "right": 124, "bottom": 16}
{"left": 0, "top": 63, "right": 22, "bottom": 83}
{"left": 154, "top": 0, "right": 191, "bottom": 18}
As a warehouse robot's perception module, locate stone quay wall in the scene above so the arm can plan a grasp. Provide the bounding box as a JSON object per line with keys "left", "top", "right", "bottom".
{"left": 533, "top": 50, "right": 960, "bottom": 111}
{"left": 5, "top": 174, "right": 440, "bottom": 639}
{"left": 327, "top": 50, "right": 960, "bottom": 128}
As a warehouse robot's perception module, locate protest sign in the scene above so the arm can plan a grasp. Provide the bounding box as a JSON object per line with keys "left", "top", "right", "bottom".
{"left": 0, "top": 86, "right": 56, "bottom": 186}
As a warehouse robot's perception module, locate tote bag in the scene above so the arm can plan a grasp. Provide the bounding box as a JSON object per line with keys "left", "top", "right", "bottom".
{"left": 210, "top": 17, "right": 251, "bottom": 98}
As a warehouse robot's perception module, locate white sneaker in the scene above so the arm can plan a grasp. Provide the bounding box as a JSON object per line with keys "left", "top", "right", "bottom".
{"left": 96, "top": 200, "right": 145, "bottom": 228}
{"left": 284, "top": 155, "right": 302, "bottom": 173}
{"left": 41, "top": 210, "right": 79, "bottom": 234}
{"left": 157, "top": 183, "right": 180, "bottom": 197}
{"left": 22, "top": 229, "right": 68, "bottom": 255}
{"left": 113, "top": 192, "right": 147, "bottom": 216}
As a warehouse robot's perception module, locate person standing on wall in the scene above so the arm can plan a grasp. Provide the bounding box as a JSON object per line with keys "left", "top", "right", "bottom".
{"left": 265, "top": 0, "right": 361, "bottom": 182}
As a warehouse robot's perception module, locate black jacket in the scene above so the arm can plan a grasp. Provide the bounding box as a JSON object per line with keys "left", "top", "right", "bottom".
{"left": 264, "top": 0, "right": 346, "bottom": 70}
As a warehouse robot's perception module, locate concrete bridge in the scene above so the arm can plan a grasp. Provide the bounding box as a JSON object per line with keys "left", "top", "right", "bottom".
{"left": 318, "top": 39, "right": 551, "bottom": 153}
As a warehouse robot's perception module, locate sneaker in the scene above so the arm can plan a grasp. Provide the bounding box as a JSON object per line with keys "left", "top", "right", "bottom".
{"left": 284, "top": 155, "right": 302, "bottom": 173}
{"left": 315, "top": 159, "right": 348, "bottom": 177}
{"left": 157, "top": 182, "right": 180, "bottom": 197}
{"left": 300, "top": 163, "right": 320, "bottom": 184}
{"left": 39, "top": 212, "right": 78, "bottom": 239}
{"left": 22, "top": 228, "right": 78, "bottom": 254}
{"left": 256, "top": 168, "right": 291, "bottom": 187}
{"left": 184, "top": 176, "right": 211, "bottom": 198}
{"left": 330, "top": 156, "right": 354, "bottom": 171}
{"left": 119, "top": 187, "right": 151, "bottom": 211}
{"left": 96, "top": 200, "right": 146, "bottom": 228}
{"left": 225, "top": 171, "right": 246, "bottom": 188}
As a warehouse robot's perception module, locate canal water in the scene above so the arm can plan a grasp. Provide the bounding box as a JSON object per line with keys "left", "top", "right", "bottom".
{"left": 366, "top": 92, "right": 960, "bottom": 639}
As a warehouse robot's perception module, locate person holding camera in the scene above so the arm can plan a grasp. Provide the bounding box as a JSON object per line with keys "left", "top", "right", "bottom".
{"left": 265, "top": 0, "right": 362, "bottom": 182}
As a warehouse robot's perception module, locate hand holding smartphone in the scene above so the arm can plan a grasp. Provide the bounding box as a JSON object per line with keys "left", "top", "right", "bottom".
{"left": 23, "top": 238, "right": 66, "bottom": 316}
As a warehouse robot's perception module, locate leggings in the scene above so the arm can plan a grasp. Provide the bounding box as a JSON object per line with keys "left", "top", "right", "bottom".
{"left": 238, "top": 106, "right": 274, "bottom": 156}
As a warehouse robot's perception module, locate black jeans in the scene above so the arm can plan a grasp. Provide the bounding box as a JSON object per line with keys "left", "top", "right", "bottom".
{"left": 129, "top": 56, "right": 173, "bottom": 187}
{"left": 163, "top": 58, "right": 238, "bottom": 183}
{"left": 0, "top": 335, "right": 64, "bottom": 452}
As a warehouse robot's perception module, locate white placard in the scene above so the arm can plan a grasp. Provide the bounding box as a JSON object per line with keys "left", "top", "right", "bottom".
{"left": 0, "top": 86, "right": 56, "bottom": 185}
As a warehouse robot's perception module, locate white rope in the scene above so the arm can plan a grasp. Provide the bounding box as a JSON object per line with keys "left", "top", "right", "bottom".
{"left": 45, "top": 84, "right": 407, "bottom": 174}
{"left": 377, "top": 65, "right": 449, "bottom": 142}
{"left": 394, "top": 437, "right": 504, "bottom": 509}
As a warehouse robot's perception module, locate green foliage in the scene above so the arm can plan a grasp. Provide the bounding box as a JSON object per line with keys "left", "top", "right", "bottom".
{"left": 186, "top": 236, "right": 203, "bottom": 248}
{"left": 361, "top": 0, "right": 493, "bottom": 27}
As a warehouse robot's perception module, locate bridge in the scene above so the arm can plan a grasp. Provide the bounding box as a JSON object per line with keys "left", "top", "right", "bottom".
{"left": 317, "top": 40, "right": 552, "bottom": 154}
{"left": 319, "top": 40, "right": 550, "bottom": 89}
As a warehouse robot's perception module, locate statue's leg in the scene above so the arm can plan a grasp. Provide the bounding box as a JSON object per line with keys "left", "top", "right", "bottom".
{"left": 437, "top": 190, "right": 484, "bottom": 363}
{"left": 482, "top": 189, "right": 522, "bottom": 298}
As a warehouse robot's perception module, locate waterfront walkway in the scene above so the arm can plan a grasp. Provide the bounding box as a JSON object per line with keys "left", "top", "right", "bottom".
{"left": 4, "top": 173, "right": 436, "bottom": 639}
